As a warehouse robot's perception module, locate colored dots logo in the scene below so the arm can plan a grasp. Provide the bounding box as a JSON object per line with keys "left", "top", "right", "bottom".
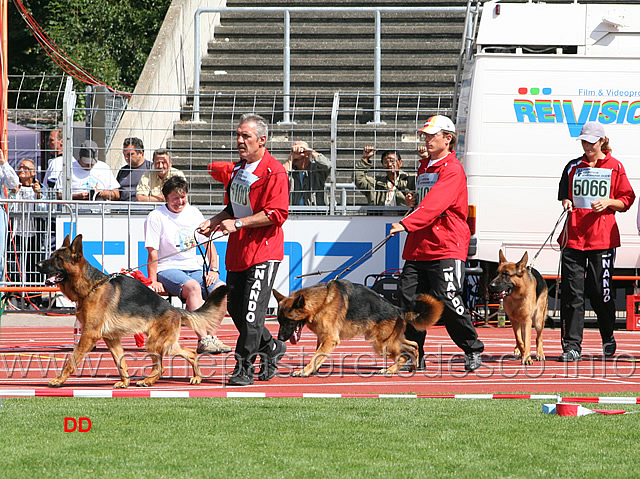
{"left": 518, "top": 87, "right": 552, "bottom": 95}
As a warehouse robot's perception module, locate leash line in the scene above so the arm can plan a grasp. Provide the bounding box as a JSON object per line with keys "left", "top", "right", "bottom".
{"left": 116, "top": 232, "right": 227, "bottom": 278}
{"left": 296, "top": 234, "right": 393, "bottom": 280}
{"left": 529, "top": 209, "right": 569, "bottom": 270}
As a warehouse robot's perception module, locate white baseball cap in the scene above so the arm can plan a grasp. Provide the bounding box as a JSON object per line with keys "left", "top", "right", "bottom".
{"left": 418, "top": 115, "right": 456, "bottom": 135}
{"left": 577, "top": 122, "right": 605, "bottom": 143}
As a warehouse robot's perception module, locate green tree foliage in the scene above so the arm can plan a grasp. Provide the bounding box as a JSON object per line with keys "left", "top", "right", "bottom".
{"left": 8, "top": 0, "right": 172, "bottom": 92}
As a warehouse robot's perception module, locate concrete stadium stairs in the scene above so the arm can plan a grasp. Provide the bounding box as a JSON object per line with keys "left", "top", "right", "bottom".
{"left": 167, "top": 0, "right": 470, "bottom": 206}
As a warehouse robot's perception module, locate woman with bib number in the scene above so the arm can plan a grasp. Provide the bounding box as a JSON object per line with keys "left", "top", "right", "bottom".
{"left": 557, "top": 122, "right": 635, "bottom": 362}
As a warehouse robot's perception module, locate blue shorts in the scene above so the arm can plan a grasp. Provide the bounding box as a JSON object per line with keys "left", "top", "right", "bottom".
{"left": 157, "top": 269, "right": 222, "bottom": 299}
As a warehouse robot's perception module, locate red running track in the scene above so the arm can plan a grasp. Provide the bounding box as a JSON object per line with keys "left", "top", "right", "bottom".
{"left": 1, "top": 321, "right": 640, "bottom": 395}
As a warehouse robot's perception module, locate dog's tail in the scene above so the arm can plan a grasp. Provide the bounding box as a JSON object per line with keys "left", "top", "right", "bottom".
{"left": 181, "top": 285, "right": 229, "bottom": 333}
{"left": 405, "top": 293, "right": 444, "bottom": 330}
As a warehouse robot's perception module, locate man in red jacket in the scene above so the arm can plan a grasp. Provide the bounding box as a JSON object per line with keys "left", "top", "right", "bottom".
{"left": 199, "top": 113, "right": 290, "bottom": 386}
{"left": 390, "top": 115, "right": 484, "bottom": 372}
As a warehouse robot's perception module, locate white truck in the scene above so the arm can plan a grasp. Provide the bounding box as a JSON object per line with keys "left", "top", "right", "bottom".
{"left": 457, "top": 1, "right": 640, "bottom": 310}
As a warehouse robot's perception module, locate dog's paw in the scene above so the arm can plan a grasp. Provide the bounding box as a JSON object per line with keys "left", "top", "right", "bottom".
{"left": 513, "top": 349, "right": 521, "bottom": 359}
{"left": 377, "top": 368, "right": 395, "bottom": 376}
{"left": 536, "top": 353, "right": 545, "bottom": 361}
{"left": 190, "top": 376, "right": 202, "bottom": 385}
{"left": 522, "top": 356, "right": 534, "bottom": 365}
{"left": 48, "top": 377, "right": 64, "bottom": 387}
{"left": 136, "top": 380, "right": 152, "bottom": 387}
{"left": 113, "top": 380, "right": 129, "bottom": 389}
{"left": 292, "top": 370, "right": 310, "bottom": 377}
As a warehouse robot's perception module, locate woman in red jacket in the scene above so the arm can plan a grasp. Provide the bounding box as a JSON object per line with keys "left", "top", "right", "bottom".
{"left": 390, "top": 115, "right": 484, "bottom": 372}
{"left": 557, "top": 122, "right": 635, "bottom": 362}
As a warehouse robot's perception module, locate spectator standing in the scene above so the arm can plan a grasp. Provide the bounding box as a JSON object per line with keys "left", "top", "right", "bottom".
{"left": 198, "top": 113, "right": 289, "bottom": 386}
{"left": 557, "top": 122, "right": 635, "bottom": 361}
{"left": 282, "top": 141, "right": 331, "bottom": 206}
{"left": 355, "top": 147, "right": 416, "bottom": 206}
{"left": 54, "top": 140, "right": 120, "bottom": 200}
{"left": 8, "top": 158, "right": 43, "bottom": 286}
{"left": 43, "top": 129, "right": 64, "bottom": 191}
{"left": 136, "top": 149, "right": 185, "bottom": 202}
{"left": 0, "top": 149, "right": 20, "bottom": 280}
{"left": 144, "top": 176, "right": 231, "bottom": 354}
{"left": 389, "top": 115, "right": 484, "bottom": 372}
{"left": 117, "top": 137, "right": 151, "bottom": 202}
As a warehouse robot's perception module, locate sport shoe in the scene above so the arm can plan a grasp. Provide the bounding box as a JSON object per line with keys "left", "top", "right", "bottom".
{"left": 258, "top": 340, "right": 287, "bottom": 381}
{"left": 603, "top": 339, "right": 617, "bottom": 357}
{"left": 210, "top": 336, "right": 232, "bottom": 353}
{"left": 197, "top": 335, "right": 232, "bottom": 354}
{"left": 558, "top": 350, "right": 581, "bottom": 362}
{"left": 399, "top": 356, "right": 425, "bottom": 372}
{"left": 227, "top": 372, "right": 254, "bottom": 386}
{"left": 464, "top": 352, "right": 482, "bottom": 372}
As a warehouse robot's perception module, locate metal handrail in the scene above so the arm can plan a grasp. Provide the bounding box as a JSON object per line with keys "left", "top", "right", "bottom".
{"left": 193, "top": 6, "right": 472, "bottom": 124}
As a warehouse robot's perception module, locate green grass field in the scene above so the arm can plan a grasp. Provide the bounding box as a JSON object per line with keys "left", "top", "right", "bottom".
{"left": 1, "top": 396, "right": 640, "bottom": 478}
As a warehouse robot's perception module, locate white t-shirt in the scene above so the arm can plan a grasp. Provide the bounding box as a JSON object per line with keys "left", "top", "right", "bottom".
{"left": 144, "top": 204, "right": 206, "bottom": 272}
{"left": 44, "top": 155, "right": 64, "bottom": 189}
{"left": 54, "top": 159, "right": 120, "bottom": 193}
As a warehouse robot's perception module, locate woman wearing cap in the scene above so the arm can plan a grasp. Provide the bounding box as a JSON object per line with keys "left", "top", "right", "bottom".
{"left": 557, "top": 121, "right": 635, "bottom": 362}
{"left": 389, "top": 115, "right": 484, "bottom": 372}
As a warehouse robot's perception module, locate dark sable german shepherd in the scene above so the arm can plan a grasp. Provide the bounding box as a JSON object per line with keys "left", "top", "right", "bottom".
{"left": 273, "top": 280, "right": 443, "bottom": 376}
{"left": 37, "top": 234, "right": 228, "bottom": 388}
{"left": 488, "top": 251, "right": 548, "bottom": 364}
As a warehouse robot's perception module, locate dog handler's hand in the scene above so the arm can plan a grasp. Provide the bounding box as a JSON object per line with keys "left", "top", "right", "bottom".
{"left": 562, "top": 199, "right": 573, "bottom": 212}
{"left": 198, "top": 219, "right": 214, "bottom": 236}
{"left": 389, "top": 222, "right": 407, "bottom": 236}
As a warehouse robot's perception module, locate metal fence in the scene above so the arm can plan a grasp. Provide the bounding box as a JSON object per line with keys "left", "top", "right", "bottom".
{"left": 6, "top": 75, "right": 455, "bottom": 211}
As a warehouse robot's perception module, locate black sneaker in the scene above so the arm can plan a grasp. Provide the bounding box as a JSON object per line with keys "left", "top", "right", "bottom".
{"left": 227, "top": 364, "right": 254, "bottom": 386}
{"left": 558, "top": 350, "right": 581, "bottom": 362}
{"left": 399, "top": 356, "right": 424, "bottom": 372}
{"left": 258, "top": 340, "right": 287, "bottom": 381}
{"left": 603, "top": 339, "right": 617, "bottom": 357}
{"left": 464, "top": 352, "right": 482, "bottom": 372}
{"left": 227, "top": 373, "right": 254, "bottom": 386}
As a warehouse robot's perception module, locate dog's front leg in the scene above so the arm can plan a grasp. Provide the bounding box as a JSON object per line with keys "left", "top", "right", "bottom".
{"left": 103, "top": 338, "right": 130, "bottom": 388}
{"left": 49, "top": 332, "right": 99, "bottom": 387}
{"left": 520, "top": 322, "right": 534, "bottom": 365}
{"left": 294, "top": 338, "right": 338, "bottom": 377}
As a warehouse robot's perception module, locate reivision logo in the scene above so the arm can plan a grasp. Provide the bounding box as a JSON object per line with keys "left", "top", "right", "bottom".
{"left": 513, "top": 87, "right": 640, "bottom": 136}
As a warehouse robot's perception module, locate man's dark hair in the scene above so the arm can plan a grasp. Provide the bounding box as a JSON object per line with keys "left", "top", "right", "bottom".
{"left": 380, "top": 150, "right": 402, "bottom": 164}
{"left": 162, "top": 175, "right": 188, "bottom": 198}
{"left": 123, "top": 137, "right": 144, "bottom": 152}
{"left": 153, "top": 149, "right": 171, "bottom": 161}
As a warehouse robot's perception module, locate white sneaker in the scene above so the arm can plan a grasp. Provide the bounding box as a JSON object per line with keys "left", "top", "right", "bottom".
{"left": 197, "top": 335, "right": 232, "bottom": 354}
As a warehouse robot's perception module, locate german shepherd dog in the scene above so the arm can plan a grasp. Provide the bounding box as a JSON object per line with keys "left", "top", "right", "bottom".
{"left": 273, "top": 280, "right": 443, "bottom": 376}
{"left": 488, "top": 251, "right": 548, "bottom": 364}
{"left": 37, "top": 234, "right": 228, "bottom": 388}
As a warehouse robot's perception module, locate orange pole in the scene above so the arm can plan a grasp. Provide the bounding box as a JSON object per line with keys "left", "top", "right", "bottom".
{"left": 0, "top": 0, "right": 6, "bottom": 157}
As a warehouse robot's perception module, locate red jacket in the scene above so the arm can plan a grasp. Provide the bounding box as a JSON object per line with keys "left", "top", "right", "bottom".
{"left": 400, "top": 150, "right": 470, "bottom": 261}
{"left": 207, "top": 161, "right": 235, "bottom": 185}
{"left": 557, "top": 152, "right": 635, "bottom": 250}
{"left": 223, "top": 150, "right": 289, "bottom": 271}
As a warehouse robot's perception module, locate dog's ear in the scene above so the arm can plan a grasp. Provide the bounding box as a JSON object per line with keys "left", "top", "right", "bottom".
{"left": 62, "top": 234, "right": 71, "bottom": 248}
{"left": 516, "top": 251, "right": 529, "bottom": 275}
{"left": 498, "top": 249, "right": 507, "bottom": 264}
{"left": 292, "top": 293, "right": 306, "bottom": 310}
{"left": 273, "top": 289, "right": 285, "bottom": 303}
{"left": 70, "top": 234, "right": 84, "bottom": 257}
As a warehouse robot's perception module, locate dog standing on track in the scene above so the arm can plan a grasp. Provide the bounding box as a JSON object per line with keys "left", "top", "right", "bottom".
{"left": 37, "top": 234, "right": 228, "bottom": 388}
{"left": 488, "top": 251, "right": 548, "bottom": 364}
{"left": 274, "top": 279, "right": 443, "bottom": 376}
